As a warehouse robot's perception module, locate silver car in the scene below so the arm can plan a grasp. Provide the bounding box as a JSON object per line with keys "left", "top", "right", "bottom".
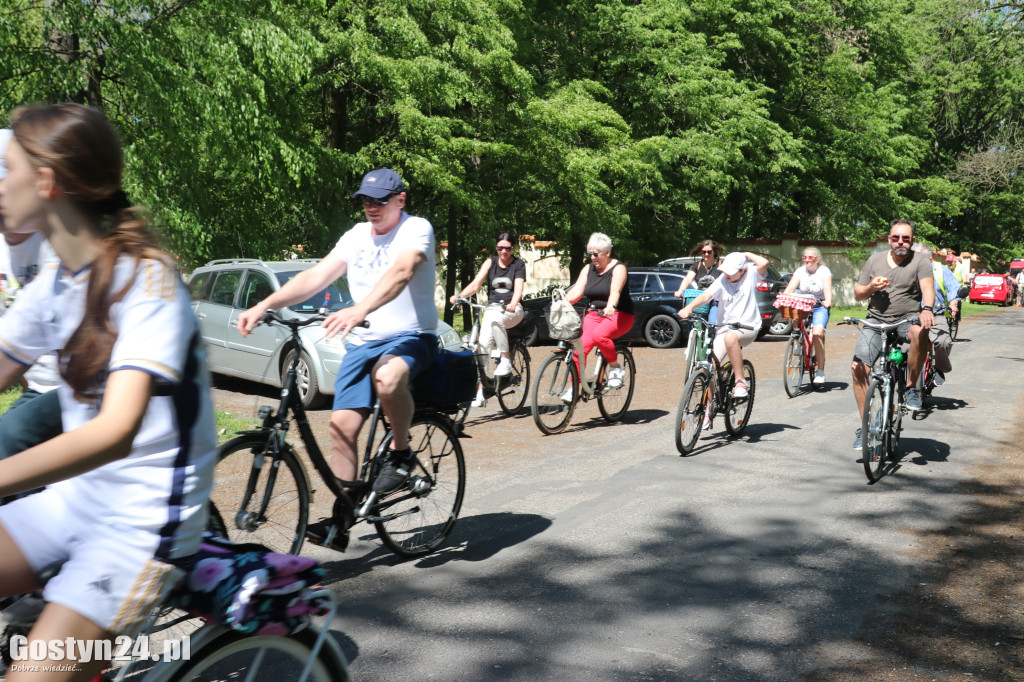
{"left": 187, "top": 258, "right": 462, "bottom": 408}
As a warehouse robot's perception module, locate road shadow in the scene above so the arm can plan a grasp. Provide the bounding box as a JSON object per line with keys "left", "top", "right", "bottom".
{"left": 911, "top": 395, "right": 970, "bottom": 420}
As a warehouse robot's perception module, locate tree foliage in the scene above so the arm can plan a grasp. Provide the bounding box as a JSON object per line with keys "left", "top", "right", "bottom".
{"left": 1, "top": 0, "right": 1022, "bottom": 275}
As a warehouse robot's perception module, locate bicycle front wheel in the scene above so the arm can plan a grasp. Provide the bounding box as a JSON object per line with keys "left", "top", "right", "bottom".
{"left": 862, "top": 378, "right": 889, "bottom": 482}
{"left": 948, "top": 315, "right": 959, "bottom": 341}
{"left": 782, "top": 334, "right": 805, "bottom": 398}
{"left": 681, "top": 326, "right": 699, "bottom": 384}
{"left": 597, "top": 348, "right": 636, "bottom": 422}
{"left": 158, "top": 628, "right": 350, "bottom": 682}
{"left": 675, "top": 367, "right": 710, "bottom": 455}
{"left": 724, "top": 360, "right": 755, "bottom": 437}
{"left": 374, "top": 414, "right": 466, "bottom": 558}
{"left": 496, "top": 343, "right": 531, "bottom": 415}
{"left": 210, "top": 434, "right": 309, "bottom": 555}
{"left": 531, "top": 352, "right": 578, "bottom": 435}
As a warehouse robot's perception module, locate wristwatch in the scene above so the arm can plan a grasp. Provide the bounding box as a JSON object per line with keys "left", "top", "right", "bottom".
{"left": 921, "top": 305, "right": 934, "bottom": 312}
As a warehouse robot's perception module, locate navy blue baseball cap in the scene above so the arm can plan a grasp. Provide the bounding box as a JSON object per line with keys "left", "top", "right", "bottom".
{"left": 351, "top": 168, "right": 405, "bottom": 199}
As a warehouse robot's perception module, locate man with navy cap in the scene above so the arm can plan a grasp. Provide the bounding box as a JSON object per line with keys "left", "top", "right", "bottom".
{"left": 237, "top": 168, "right": 438, "bottom": 550}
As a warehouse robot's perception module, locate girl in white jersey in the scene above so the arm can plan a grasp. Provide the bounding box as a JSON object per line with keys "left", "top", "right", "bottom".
{"left": 0, "top": 104, "right": 217, "bottom": 682}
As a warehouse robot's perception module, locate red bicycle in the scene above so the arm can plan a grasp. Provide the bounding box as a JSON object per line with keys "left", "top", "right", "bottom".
{"left": 782, "top": 316, "right": 822, "bottom": 397}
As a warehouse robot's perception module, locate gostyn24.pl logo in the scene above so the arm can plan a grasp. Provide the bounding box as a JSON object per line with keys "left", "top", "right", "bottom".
{"left": 7, "top": 635, "right": 190, "bottom": 664}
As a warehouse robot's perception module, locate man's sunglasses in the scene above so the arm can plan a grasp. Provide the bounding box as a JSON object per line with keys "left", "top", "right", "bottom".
{"left": 889, "top": 235, "right": 912, "bottom": 243}
{"left": 360, "top": 192, "right": 400, "bottom": 207}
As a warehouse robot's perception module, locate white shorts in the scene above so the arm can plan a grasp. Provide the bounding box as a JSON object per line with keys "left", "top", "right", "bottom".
{"left": 712, "top": 326, "right": 759, "bottom": 363}
{"left": 0, "top": 488, "right": 181, "bottom": 634}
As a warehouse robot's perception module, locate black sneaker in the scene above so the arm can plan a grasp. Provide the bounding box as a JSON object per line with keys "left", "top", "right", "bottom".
{"left": 305, "top": 519, "right": 350, "bottom": 552}
{"left": 373, "top": 448, "right": 416, "bottom": 494}
{"left": 853, "top": 428, "right": 863, "bottom": 450}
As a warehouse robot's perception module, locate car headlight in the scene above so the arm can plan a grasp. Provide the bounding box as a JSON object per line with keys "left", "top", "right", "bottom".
{"left": 438, "top": 327, "right": 461, "bottom": 350}
{"left": 316, "top": 333, "right": 347, "bottom": 349}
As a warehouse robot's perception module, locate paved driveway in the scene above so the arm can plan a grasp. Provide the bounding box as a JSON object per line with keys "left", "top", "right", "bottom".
{"left": 211, "top": 309, "right": 1018, "bottom": 680}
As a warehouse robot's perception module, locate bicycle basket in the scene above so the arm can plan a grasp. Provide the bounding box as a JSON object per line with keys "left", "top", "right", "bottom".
{"left": 412, "top": 349, "right": 478, "bottom": 411}
{"left": 548, "top": 290, "right": 582, "bottom": 340}
{"left": 682, "top": 288, "right": 710, "bottom": 315}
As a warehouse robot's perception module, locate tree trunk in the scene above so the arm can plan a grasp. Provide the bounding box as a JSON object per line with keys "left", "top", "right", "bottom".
{"left": 443, "top": 205, "right": 460, "bottom": 327}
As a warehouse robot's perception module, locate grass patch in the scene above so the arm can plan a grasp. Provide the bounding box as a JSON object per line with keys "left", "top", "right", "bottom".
{"left": 0, "top": 386, "right": 23, "bottom": 413}
{"left": 216, "top": 410, "right": 258, "bottom": 443}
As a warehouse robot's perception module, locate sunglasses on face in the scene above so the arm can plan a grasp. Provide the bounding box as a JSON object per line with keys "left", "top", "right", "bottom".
{"left": 496, "top": 246, "right": 512, "bottom": 252}
{"left": 361, "top": 192, "right": 399, "bottom": 207}
{"left": 702, "top": 250, "right": 714, "bottom": 255}
{"left": 802, "top": 256, "right": 816, "bottom": 261}
{"left": 588, "top": 252, "right": 601, "bottom": 258}
{"left": 889, "top": 235, "right": 912, "bottom": 243}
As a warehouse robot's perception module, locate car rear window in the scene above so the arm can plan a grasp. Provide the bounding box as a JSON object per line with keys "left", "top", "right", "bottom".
{"left": 974, "top": 275, "right": 1004, "bottom": 286}
{"left": 276, "top": 272, "right": 355, "bottom": 313}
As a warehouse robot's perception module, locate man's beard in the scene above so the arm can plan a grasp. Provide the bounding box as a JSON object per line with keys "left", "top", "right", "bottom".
{"left": 892, "top": 245, "right": 909, "bottom": 257}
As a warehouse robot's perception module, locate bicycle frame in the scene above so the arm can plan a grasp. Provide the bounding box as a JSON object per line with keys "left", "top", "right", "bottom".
{"left": 795, "top": 319, "right": 816, "bottom": 372}
{"left": 553, "top": 335, "right": 610, "bottom": 400}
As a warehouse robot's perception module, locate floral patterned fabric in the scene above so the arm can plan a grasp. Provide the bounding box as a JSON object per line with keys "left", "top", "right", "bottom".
{"left": 169, "top": 535, "right": 329, "bottom": 635}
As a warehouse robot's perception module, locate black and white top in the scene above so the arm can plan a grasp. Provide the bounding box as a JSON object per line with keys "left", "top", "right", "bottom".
{"left": 486, "top": 256, "right": 526, "bottom": 305}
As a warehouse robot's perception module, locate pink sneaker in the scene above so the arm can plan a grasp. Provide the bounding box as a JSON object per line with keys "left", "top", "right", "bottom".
{"left": 733, "top": 380, "right": 749, "bottom": 398}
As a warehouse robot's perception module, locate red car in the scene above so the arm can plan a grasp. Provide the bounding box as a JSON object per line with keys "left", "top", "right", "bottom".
{"left": 969, "top": 274, "right": 1013, "bottom": 305}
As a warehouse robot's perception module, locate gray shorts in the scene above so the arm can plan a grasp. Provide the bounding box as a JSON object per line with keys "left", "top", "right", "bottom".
{"left": 852, "top": 317, "right": 917, "bottom": 367}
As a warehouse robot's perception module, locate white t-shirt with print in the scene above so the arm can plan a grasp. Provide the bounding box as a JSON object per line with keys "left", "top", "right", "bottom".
{"left": 0, "top": 233, "right": 60, "bottom": 392}
{"left": 0, "top": 257, "right": 217, "bottom": 559}
{"left": 330, "top": 212, "right": 438, "bottom": 343}
{"left": 704, "top": 263, "right": 764, "bottom": 331}
{"left": 793, "top": 264, "right": 832, "bottom": 302}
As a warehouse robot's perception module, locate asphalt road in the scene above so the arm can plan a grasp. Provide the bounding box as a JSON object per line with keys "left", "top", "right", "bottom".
{"left": 212, "top": 307, "right": 1021, "bottom": 681}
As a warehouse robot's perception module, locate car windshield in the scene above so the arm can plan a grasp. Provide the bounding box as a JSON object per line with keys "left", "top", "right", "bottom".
{"left": 276, "top": 272, "right": 354, "bottom": 313}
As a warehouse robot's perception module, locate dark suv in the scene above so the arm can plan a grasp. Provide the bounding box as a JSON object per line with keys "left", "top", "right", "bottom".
{"left": 519, "top": 266, "right": 693, "bottom": 348}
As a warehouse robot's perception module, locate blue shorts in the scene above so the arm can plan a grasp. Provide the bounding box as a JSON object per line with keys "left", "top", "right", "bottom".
{"left": 810, "top": 304, "right": 829, "bottom": 330}
{"left": 333, "top": 332, "right": 438, "bottom": 411}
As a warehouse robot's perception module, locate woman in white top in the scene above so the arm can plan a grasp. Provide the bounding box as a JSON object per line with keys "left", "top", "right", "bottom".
{"left": 678, "top": 252, "right": 768, "bottom": 425}
{"left": 781, "top": 246, "right": 833, "bottom": 384}
{"left": 0, "top": 104, "right": 217, "bottom": 682}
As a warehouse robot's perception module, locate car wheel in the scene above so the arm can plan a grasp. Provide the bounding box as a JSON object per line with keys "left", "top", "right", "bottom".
{"left": 768, "top": 318, "right": 793, "bottom": 336}
{"left": 284, "top": 348, "right": 327, "bottom": 409}
{"left": 644, "top": 314, "right": 681, "bottom": 348}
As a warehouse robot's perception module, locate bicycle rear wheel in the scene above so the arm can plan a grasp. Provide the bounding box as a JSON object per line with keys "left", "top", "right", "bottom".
{"left": 597, "top": 348, "right": 635, "bottom": 422}
{"left": 862, "top": 378, "right": 889, "bottom": 482}
{"left": 675, "top": 367, "right": 710, "bottom": 455}
{"left": 210, "top": 434, "right": 309, "bottom": 555}
{"left": 373, "top": 414, "right": 466, "bottom": 558}
{"left": 724, "top": 360, "right": 755, "bottom": 437}
{"left": 496, "top": 343, "right": 531, "bottom": 415}
{"left": 531, "top": 352, "right": 578, "bottom": 435}
{"left": 782, "top": 334, "right": 805, "bottom": 398}
{"left": 157, "top": 628, "right": 350, "bottom": 682}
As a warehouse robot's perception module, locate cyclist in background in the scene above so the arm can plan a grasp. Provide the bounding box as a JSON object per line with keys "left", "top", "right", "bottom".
{"left": 781, "top": 246, "right": 832, "bottom": 385}
{"left": 450, "top": 232, "right": 526, "bottom": 408}
{"left": 564, "top": 232, "right": 634, "bottom": 394}
{"left": 673, "top": 239, "right": 722, "bottom": 323}
{"left": 0, "top": 104, "right": 217, "bottom": 682}
{"left": 678, "top": 251, "right": 769, "bottom": 427}
{"left": 911, "top": 243, "right": 958, "bottom": 384}
{"left": 850, "top": 219, "right": 934, "bottom": 449}
{"left": 238, "top": 168, "right": 438, "bottom": 552}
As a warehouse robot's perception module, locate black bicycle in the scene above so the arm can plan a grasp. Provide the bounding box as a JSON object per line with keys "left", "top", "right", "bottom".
{"left": 209, "top": 310, "right": 466, "bottom": 558}
{"left": 674, "top": 320, "right": 756, "bottom": 455}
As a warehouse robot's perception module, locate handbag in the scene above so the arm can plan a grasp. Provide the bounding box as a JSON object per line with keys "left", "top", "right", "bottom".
{"left": 548, "top": 290, "right": 582, "bottom": 340}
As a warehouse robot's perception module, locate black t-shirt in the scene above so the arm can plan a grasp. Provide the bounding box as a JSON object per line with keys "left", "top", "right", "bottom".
{"left": 584, "top": 262, "right": 634, "bottom": 315}
{"left": 487, "top": 257, "right": 526, "bottom": 305}
{"left": 689, "top": 260, "right": 721, "bottom": 287}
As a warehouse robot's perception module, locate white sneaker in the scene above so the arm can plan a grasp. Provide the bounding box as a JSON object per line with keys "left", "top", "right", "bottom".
{"left": 606, "top": 367, "right": 625, "bottom": 388}
{"left": 471, "top": 389, "right": 486, "bottom": 408}
{"left": 732, "top": 380, "right": 749, "bottom": 398}
{"left": 560, "top": 387, "right": 575, "bottom": 403}
{"left": 494, "top": 357, "right": 513, "bottom": 376}
{"left": 813, "top": 369, "right": 825, "bottom": 385}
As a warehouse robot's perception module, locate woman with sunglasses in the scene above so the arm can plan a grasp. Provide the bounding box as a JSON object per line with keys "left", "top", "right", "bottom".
{"left": 0, "top": 104, "right": 217, "bottom": 681}
{"left": 781, "top": 247, "right": 833, "bottom": 385}
{"left": 673, "top": 239, "right": 722, "bottom": 322}
{"left": 564, "top": 232, "right": 634, "bottom": 390}
{"left": 450, "top": 232, "right": 526, "bottom": 407}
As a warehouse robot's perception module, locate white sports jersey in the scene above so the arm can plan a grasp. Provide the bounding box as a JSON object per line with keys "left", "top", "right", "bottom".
{"left": 330, "top": 212, "right": 438, "bottom": 342}
{"left": 0, "top": 232, "right": 60, "bottom": 392}
{"left": 0, "top": 256, "right": 217, "bottom": 560}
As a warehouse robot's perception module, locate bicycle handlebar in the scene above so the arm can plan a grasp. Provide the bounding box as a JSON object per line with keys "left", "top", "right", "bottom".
{"left": 841, "top": 315, "right": 920, "bottom": 330}
{"left": 699, "top": 320, "right": 755, "bottom": 332}
{"left": 259, "top": 309, "right": 369, "bottom": 332}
